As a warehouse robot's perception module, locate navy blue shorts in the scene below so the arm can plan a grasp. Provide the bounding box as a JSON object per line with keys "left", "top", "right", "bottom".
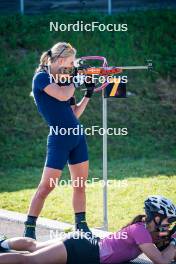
{"left": 63, "top": 232, "right": 100, "bottom": 264}
{"left": 45, "top": 133, "right": 88, "bottom": 170}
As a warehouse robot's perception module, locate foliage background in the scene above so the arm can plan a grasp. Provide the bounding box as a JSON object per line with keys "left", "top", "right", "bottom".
{"left": 0, "top": 10, "right": 175, "bottom": 230}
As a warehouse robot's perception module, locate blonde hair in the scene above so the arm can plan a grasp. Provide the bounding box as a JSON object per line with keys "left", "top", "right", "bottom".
{"left": 36, "top": 42, "right": 76, "bottom": 72}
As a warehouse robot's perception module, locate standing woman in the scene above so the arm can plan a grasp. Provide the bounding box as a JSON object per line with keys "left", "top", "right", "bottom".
{"left": 24, "top": 42, "right": 95, "bottom": 239}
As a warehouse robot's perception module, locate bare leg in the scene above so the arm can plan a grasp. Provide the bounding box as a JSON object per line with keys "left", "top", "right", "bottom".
{"left": 0, "top": 253, "right": 27, "bottom": 264}
{"left": 27, "top": 167, "right": 62, "bottom": 216}
{"left": 69, "top": 161, "right": 89, "bottom": 213}
{"left": 30, "top": 238, "right": 63, "bottom": 252}
{"left": 29, "top": 242, "right": 67, "bottom": 264}
{"left": 0, "top": 241, "right": 67, "bottom": 264}
{"left": 6, "top": 237, "right": 62, "bottom": 252}
{"left": 7, "top": 237, "right": 37, "bottom": 252}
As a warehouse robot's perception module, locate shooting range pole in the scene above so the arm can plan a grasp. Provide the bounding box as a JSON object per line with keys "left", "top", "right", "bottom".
{"left": 20, "top": 0, "right": 24, "bottom": 14}
{"left": 108, "top": 0, "right": 112, "bottom": 15}
{"left": 102, "top": 89, "right": 108, "bottom": 231}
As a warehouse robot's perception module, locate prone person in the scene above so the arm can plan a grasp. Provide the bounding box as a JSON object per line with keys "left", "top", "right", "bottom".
{"left": 0, "top": 195, "right": 176, "bottom": 264}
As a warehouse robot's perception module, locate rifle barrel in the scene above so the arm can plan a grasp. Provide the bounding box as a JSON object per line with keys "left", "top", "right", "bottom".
{"left": 119, "top": 66, "right": 149, "bottom": 70}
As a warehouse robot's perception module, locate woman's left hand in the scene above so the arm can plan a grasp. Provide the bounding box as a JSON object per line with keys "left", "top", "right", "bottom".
{"left": 84, "top": 75, "right": 95, "bottom": 98}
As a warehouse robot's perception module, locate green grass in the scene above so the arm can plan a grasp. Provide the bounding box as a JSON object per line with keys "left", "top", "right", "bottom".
{"left": 0, "top": 158, "right": 175, "bottom": 231}
{"left": 0, "top": 10, "right": 176, "bottom": 168}
{"left": 0, "top": 10, "right": 176, "bottom": 231}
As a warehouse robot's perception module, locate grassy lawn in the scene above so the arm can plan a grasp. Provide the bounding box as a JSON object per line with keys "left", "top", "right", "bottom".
{"left": 0, "top": 11, "right": 176, "bottom": 169}
{"left": 0, "top": 158, "right": 176, "bottom": 232}
{"left": 0, "top": 11, "right": 176, "bottom": 233}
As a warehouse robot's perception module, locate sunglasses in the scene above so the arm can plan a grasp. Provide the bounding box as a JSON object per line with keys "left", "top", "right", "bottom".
{"left": 160, "top": 224, "right": 170, "bottom": 228}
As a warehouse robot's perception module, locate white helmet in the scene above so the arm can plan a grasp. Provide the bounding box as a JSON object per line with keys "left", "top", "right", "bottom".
{"left": 144, "top": 195, "right": 176, "bottom": 222}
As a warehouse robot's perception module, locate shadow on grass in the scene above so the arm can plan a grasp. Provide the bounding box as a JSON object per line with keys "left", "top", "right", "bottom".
{"left": 0, "top": 157, "right": 175, "bottom": 193}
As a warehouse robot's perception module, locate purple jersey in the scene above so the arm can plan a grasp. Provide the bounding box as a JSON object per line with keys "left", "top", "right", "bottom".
{"left": 99, "top": 222, "right": 153, "bottom": 263}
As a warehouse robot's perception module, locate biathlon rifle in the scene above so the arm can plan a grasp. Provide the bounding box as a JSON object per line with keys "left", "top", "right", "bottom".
{"left": 57, "top": 56, "right": 153, "bottom": 92}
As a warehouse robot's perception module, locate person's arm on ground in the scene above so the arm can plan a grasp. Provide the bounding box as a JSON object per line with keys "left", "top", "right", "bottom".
{"left": 139, "top": 243, "right": 176, "bottom": 264}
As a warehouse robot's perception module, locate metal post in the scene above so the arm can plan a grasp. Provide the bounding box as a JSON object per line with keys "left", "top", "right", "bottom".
{"left": 102, "top": 89, "right": 108, "bottom": 231}
{"left": 108, "top": 0, "right": 112, "bottom": 15}
{"left": 20, "top": 0, "right": 24, "bottom": 14}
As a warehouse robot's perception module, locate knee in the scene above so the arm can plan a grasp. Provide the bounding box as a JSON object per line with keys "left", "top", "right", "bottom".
{"left": 23, "top": 238, "right": 37, "bottom": 252}
{"left": 36, "top": 184, "right": 54, "bottom": 199}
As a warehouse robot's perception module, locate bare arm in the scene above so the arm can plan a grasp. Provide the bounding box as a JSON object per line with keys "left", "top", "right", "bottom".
{"left": 71, "top": 96, "right": 90, "bottom": 118}
{"left": 44, "top": 83, "right": 75, "bottom": 101}
{"left": 139, "top": 243, "right": 176, "bottom": 264}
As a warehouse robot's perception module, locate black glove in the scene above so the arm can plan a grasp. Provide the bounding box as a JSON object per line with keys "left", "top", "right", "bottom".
{"left": 155, "top": 224, "right": 176, "bottom": 251}
{"left": 154, "top": 235, "right": 170, "bottom": 251}
{"left": 84, "top": 75, "right": 95, "bottom": 98}
{"left": 69, "top": 96, "right": 76, "bottom": 106}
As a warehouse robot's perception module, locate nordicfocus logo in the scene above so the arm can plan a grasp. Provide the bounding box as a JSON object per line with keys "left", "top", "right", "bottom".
{"left": 49, "top": 125, "right": 128, "bottom": 136}
{"left": 52, "top": 74, "right": 128, "bottom": 85}
{"left": 50, "top": 21, "right": 128, "bottom": 32}
{"left": 50, "top": 230, "right": 128, "bottom": 240}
